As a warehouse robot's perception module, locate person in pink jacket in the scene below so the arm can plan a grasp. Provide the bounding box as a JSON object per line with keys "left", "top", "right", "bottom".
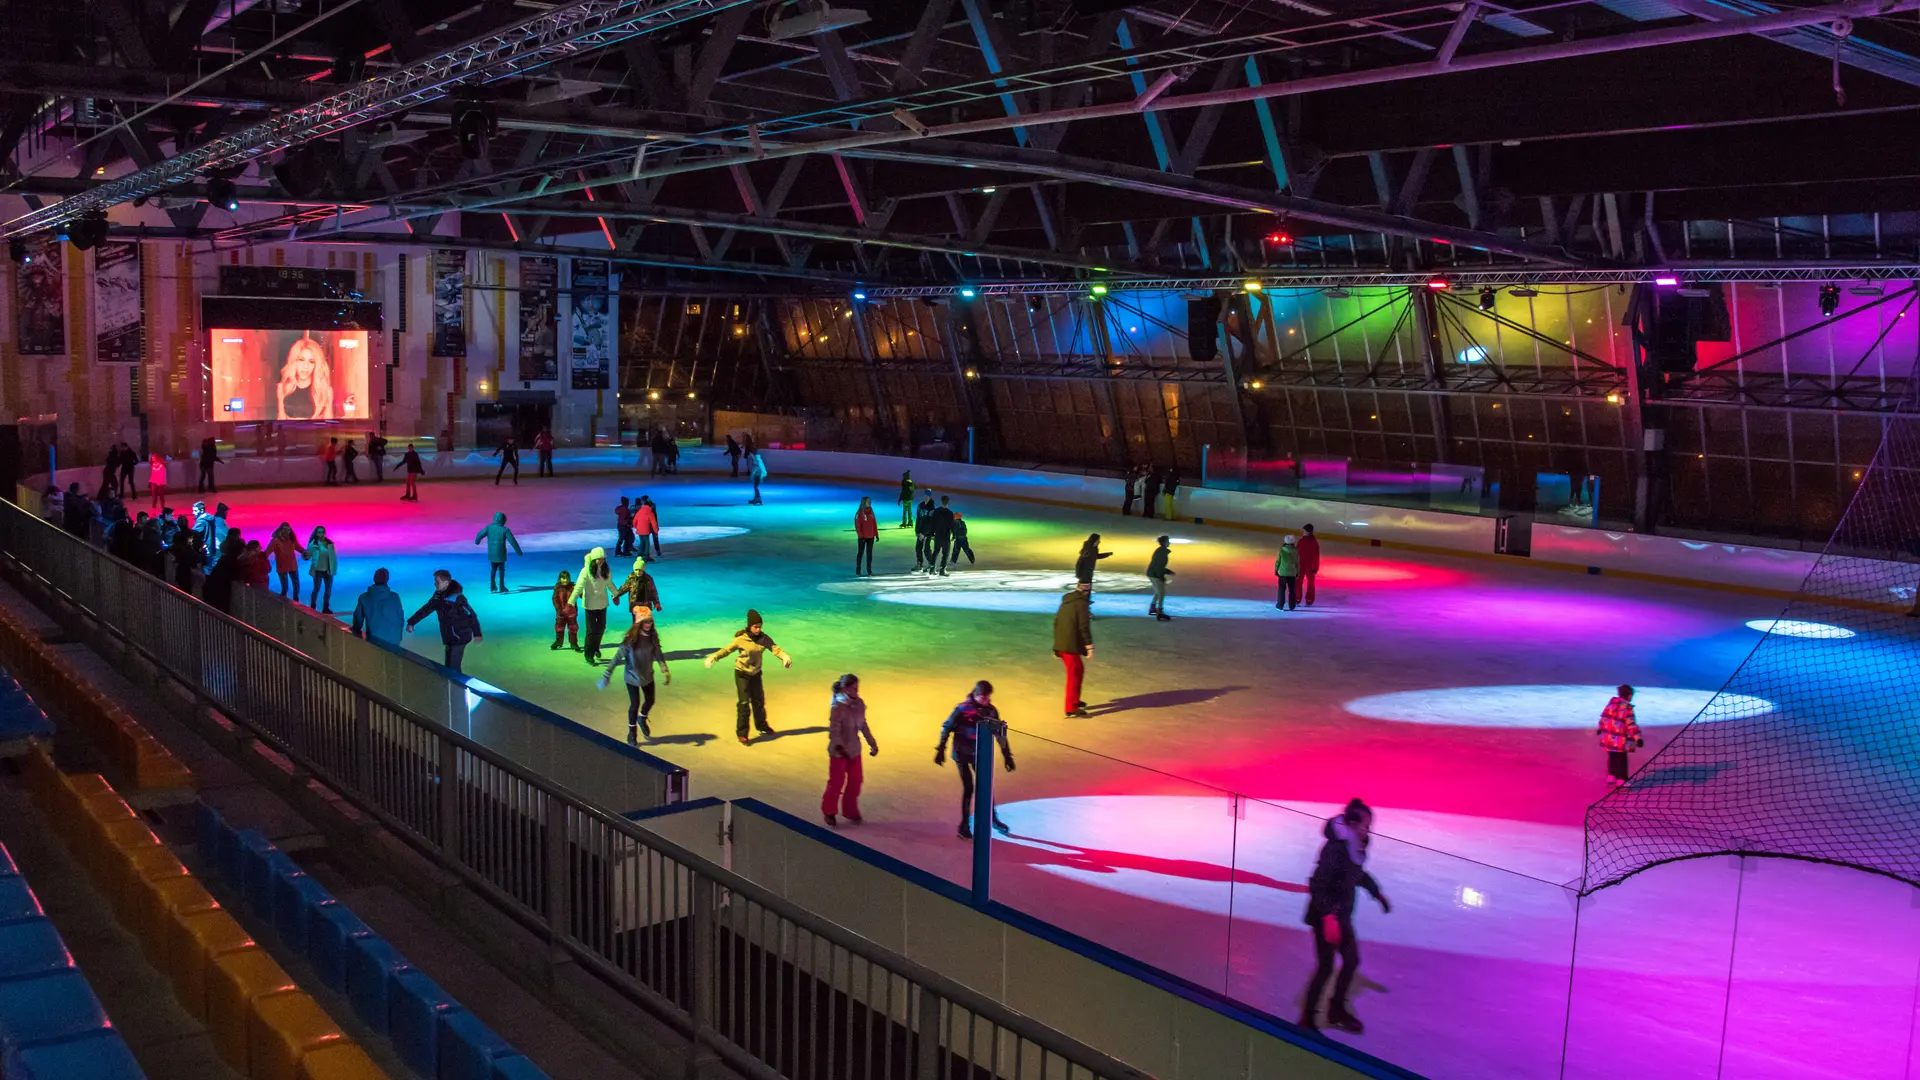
{"left": 266, "top": 522, "right": 307, "bottom": 598}
{"left": 822, "top": 673, "right": 878, "bottom": 826}
{"left": 147, "top": 453, "right": 168, "bottom": 510}
{"left": 634, "top": 495, "right": 662, "bottom": 558}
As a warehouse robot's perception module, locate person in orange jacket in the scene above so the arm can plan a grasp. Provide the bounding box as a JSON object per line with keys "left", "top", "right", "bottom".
{"left": 853, "top": 496, "right": 878, "bottom": 575}
{"left": 1298, "top": 523, "right": 1322, "bottom": 607}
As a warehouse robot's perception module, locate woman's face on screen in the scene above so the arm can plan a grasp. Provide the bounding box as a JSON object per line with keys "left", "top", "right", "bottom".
{"left": 289, "top": 339, "right": 323, "bottom": 385}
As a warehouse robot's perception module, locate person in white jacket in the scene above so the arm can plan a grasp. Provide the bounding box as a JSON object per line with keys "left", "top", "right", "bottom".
{"left": 569, "top": 546, "right": 616, "bottom": 665}
{"left": 821, "top": 673, "right": 878, "bottom": 826}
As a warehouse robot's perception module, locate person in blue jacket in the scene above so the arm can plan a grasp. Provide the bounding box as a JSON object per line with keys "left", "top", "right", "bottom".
{"left": 349, "top": 568, "right": 405, "bottom": 647}
{"left": 473, "top": 511, "right": 524, "bottom": 593}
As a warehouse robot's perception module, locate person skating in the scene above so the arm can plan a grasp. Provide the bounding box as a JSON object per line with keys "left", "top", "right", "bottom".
{"left": 913, "top": 492, "right": 936, "bottom": 572}
{"left": 367, "top": 433, "right": 387, "bottom": 482}
{"left": 822, "top": 673, "right": 878, "bottom": 826}
{"left": 267, "top": 522, "right": 306, "bottom": 598}
{"left": 197, "top": 436, "right": 221, "bottom": 493}
{"left": 400, "top": 444, "right": 425, "bottom": 500}
{"left": 1147, "top": 535, "right": 1175, "bottom": 621}
{"left": 529, "top": 428, "right": 551, "bottom": 476}
{"left": 1598, "top": 685, "right": 1644, "bottom": 788}
{"left": 934, "top": 681, "right": 1015, "bottom": 839}
{"left": 929, "top": 495, "right": 956, "bottom": 575}
{"left": 950, "top": 512, "right": 975, "bottom": 565}
{"left": 598, "top": 608, "right": 671, "bottom": 744}
{"left": 406, "top": 570, "right": 483, "bottom": 673}
{"left": 1054, "top": 583, "right": 1094, "bottom": 718}
{"left": 1074, "top": 533, "right": 1111, "bottom": 602}
{"left": 896, "top": 470, "right": 915, "bottom": 527}
{"left": 350, "top": 568, "right": 404, "bottom": 647}
{"left": 1298, "top": 523, "right": 1321, "bottom": 607}
{"left": 1275, "top": 535, "right": 1301, "bottom": 610}
{"left": 116, "top": 443, "right": 135, "bottom": 497}
{"left": 473, "top": 511, "right": 523, "bottom": 593}
{"left": 493, "top": 437, "right": 520, "bottom": 486}
{"left": 98, "top": 454, "right": 119, "bottom": 502}
{"left": 748, "top": 449, "right": 768, "bottom": 504}
{"left": 1122, "top": 464, "right": 1145, "bottom": 516}
{"left": 305, "top": 525, "right": 338, "bottom": 613}
{"left": 569, "top": 548, "right": 616, "bottom": 664}
{"left": 550, "top": 570, "right": 580, "bottom": 651}
{"left": 1301, "top": 799, "right": 1391, "bottom": 1035}
{"left": 853, "top": 497, "right": 878, "bottom": 575}
{"left": 321, "top": 437, "right": 339, "bottom": 485}
{"left": 612, "top": 556, "right": 663, "bottom": 618}
{"left": 147, "top": 453, "right": 167, "bottom": 510}
{"left": 1161, "top": 468, "right": 1181, "bottom": 521}
{"left": 726, "top": 434, "right": 743, "bottom": 478}
{"left": 635, "top": 495, "right": 661, "bottom": 559}
{"left": 342, "top": 440, "right": 361, "bottom": 483}
{"left": 1141, "top": 467, "right": 1162, "bottom": 522}
{"left": 705, "top": 608, "right": 791, "bottom": 745}
{"left": 613, "top": 497, "right": 635, "bottom": 557}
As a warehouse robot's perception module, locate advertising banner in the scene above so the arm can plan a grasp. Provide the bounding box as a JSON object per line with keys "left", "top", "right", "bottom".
{"left": 569, "top": 258, "right": 610, "bottom": 389}
{"left": 518, "top": 256, "right": 559, "bottom": 381}
{"left": 432, "top": 248, "right": 466, "bottom": 356}
{"left": 14, "top": 237, "right": 63, "bottom": 354}
{"left": 94, "top": 241, "right": 143, "bottom": 364}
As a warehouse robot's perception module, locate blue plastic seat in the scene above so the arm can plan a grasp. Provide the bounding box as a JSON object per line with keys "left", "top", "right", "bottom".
{"left": 193, "top": 803, "right": 225, "bottom": 861}
{"left": 270, "top": 867, "right": 332, "bottom": 954}
{"left": 307, "top": 904, "right": 372, "bottom": 993}
{"left": 0, "top": 970, "right": 110, "bottom": 1053}
{"left": 0, "top": 876, "right": 45, "bottom": 926}
{"left": 388, "top": 968, "right": 455, "bottom": 1076}
{"left": 0, "top": 693, "right": 53, "bottom": 742}
{"left": 437, "top": 1007, "right": 516, "bottom": 1080}
{"left": 0, "top": 920, "right": 73, "bottom": 981}
{"left": 491, "top": 1055, "right": 554, "bottom": 1080}
{"left": 235, "top": 832, "right": 279, "bottom": 914}
{"left": 344, "top": 936, "right": 409, "bottom": 1032}
{"left": 2, "top": 1029, "right": 146, "bottom": 1080}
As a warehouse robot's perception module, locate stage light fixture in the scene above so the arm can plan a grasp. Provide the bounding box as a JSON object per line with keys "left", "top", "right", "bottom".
{"left": 1476, "top": 287, "right": 1497, "bottom": 311}
{"left": 1509, "top": 286, "right": 1539, "bottom": 298}
{"left": 1090, "top": 283, "right": 1108, "bottom": 297}
{"left": 1849, "top": 284, "right": 1885, "bottom": 297}
{"left": 205, "top": 174, "right": 239, "bottom": 212}
{"left": 1242, "top": 279, "right": 1262, "bottom": 292}
{"left": 1426, "top": 277, "right": 1450, "bottom": 290}
{"left": 68, "top": 211, "right": 109, "bottom": 251}
{"left": 959, "top": 287, "right": 976, "bottom": 299}
{"left": 8, "top": 240, "right": 28, "bottom": 265}
{"left": 852, "top": 290, "right": 867, "bottom": 301}
{"left": 452, "top": 99, "right": 498, "bottom": 160}
{"left": 1654, "top": 275, "right": 1680, "bottom": 287}
{"left": 1819, "top": 284, "right": 1841, "bottom": 317}
{"left": 1265, "top": 230, "right": 1292, "bottom": 245}
{"left": 1324, "top": 287, "right": 1350, "bottom": 299}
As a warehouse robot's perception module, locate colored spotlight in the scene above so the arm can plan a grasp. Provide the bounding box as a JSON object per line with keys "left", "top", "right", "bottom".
{"left": 1744, "top": 619, "right": 1855, "bottom": 639}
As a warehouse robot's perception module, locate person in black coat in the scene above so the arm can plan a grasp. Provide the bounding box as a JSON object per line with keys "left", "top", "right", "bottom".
{"left": 406, "top": 570, "right": 484, "bottom": 673}
{"left": 928, "top": 496, "right": 956, "bottom": 575}
{"left": 197, "top": 436, "right": 222, "bottom": 493}
{"left": 1074, "top": 533, "right": 1111, "bottom": 602}
{"left": 913, "top": 493, "right": 937, "bottom": 572}
{"left": 1300, "top": 799, "right": 1391, "bottom": 1035}
{"left": 170, "top": 530, "right": 203, "bottom": 593}
{"left": 1141, "top": 468, "right": 1162, "bottom": 521}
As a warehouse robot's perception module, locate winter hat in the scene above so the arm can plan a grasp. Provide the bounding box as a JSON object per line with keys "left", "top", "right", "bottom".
{"left": 746, "top": 608, "right": 763, "bottom": 627}
{"left": 1283, "top": 535, "right": 1296, "bottom": 546}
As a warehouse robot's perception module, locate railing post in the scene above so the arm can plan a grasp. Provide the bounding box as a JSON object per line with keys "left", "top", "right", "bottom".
{"left": 914, "top": 985, "right": 944, "bottom": 1080}
{"left": 544, "top": 794, "right": 571, "bottom": 947}
{"left": 438, "top": 738, "right": 461, "bottom": 861}
{"left": 970, "top": 731, "right": 994, "bottom": 906}
{"left": 352, "top": 694, "right": 372, "bottom": 792}
{"left": 683, "top": 875, "right": 717, "bottom": 1080}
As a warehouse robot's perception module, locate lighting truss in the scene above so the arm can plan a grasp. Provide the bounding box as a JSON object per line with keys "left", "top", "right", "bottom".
{"left": 0, "top": 0, "right": 753, "bottom": 239}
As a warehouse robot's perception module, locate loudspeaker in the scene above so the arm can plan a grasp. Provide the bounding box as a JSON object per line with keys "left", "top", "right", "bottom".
{"left": 1188, "top": 296, "right": 1222, "bottom": 363}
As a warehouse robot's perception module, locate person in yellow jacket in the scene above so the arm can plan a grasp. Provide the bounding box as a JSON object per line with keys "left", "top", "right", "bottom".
{"left": 706, "top": 608, "right": 792, "bottom": 745}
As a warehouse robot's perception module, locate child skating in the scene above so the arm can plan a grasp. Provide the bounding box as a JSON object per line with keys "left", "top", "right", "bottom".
{"left": 1597, "top": 685, "right": 1644, "bottom": 787}
{"left": 706, "top": 608, "right": 791, "bottom": 744}
{"left": 550, "top": 570, "right": 580, "bottom": 651}
{"left": 598, "top": 608, "right": 670, "bottom": 743}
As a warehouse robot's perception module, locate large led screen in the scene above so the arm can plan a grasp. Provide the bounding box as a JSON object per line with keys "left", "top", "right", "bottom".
{"left": 209, "top": 329, "right": 370, "bottom": 421}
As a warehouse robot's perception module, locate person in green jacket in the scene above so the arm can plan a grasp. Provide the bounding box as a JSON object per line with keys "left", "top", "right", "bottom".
{"left": 1053, "top": 583, "right": 1093, "bottom": 718}
{"left": 305, "top": 525, "right": 339, "bottom": 614}
{"left": 1147, "top": 535, "right": 1175, "bottom": 621}
{"left": 473, "top": 511, "right": 524, "bottom": 593}
{"left": 1275, "top": 535, "right": 1301, "bottom": 611}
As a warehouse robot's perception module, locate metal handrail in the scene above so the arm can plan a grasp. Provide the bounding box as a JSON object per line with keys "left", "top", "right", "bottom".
{"left": 0, "top": 498, "right": 1156, "bottom": 1080}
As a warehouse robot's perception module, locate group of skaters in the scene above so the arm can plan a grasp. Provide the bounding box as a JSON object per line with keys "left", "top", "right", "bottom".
{"left": 1121, "top": 463, "right": 1185, "bottom": 520}
{"left": 868, "top": 471, "right": 977, "bottom": 576}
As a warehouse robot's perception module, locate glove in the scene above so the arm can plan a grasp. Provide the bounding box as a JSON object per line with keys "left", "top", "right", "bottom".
{"left": 933, "top": 748, "right": 946, "bottom": 766}
{"left": 662, "top": 669, "right": 672, "bottom": 685}
{"left": 704, "top": 656, "right": 714, "bottom": 669}
{"left": 1004, "top": 756, "right": 1017, "bottom": 773}
{"left": 869, "top": 746, "right": 879, "bottom": 757}
{"left": 596, "top": 676, "right": 609, "bottom": 690}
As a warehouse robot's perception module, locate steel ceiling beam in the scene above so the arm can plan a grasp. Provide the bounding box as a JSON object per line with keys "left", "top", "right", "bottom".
{"left": 0, "top": 0, "right": 757, "bottom": 238}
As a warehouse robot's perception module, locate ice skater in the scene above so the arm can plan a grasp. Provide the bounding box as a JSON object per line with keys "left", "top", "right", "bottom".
{"left": 1122, "top": 465, "right": 1145, "bottom": 516}
{"left": 550, "top": 570, "right": 579, "bottom": 651}
{"left": 1141, "top": 467, "right": 1161, "bottom": 522}
{"left": 406, "top": 569, "right": 483, "bottom": 674}
{"left": 934, "top": 680, "right": 1015, "bottom": 839}
{"left": 1161, "top": 468, "right": 1181, "bottom": 520}
{"left": 896, "top": 470, "right": 915, "bottom": 527}
{"left": 929, "top": 495, "right": 956, "bottom": 574}
{"left": 322, "top": 437, "right": 339, "bottom": 485}
{"left": 570, "top": 547, "right": 616, "bottom": 665}
{"left": 705, "top": 608, "right": 791, "bottom": 745}
{"left": 147, "top": 453, "right": 167, "bottom": 510}
{"left": 400, "top": 443, "right": 425, "bottom": 500}
{"left": 612, "top": 556, "right": 662, "bottom": 618}
{"left": 473, "top": 511, "right": 523, "bottom": 593}
{"left": 367, "top": 433, "right": 387, "bottom": 481}
{"left": 1074, "top": 533, "right": 1111, "bottom": 602}
{"left": 913, "top": 492, "right": 936, "bottom": 571}
{"left": 493, "top": 437, "right": 520, "bottom": 485}
{"left": 305, "top": 525, "right": 338, "bottom": 613}
{"left": 1298, "top": 523, "right": 1321, "bottom": 607}
{"left": 1275, "top": 535, "right": 1301, "bottom": 610}
{"left": 267, "top": 522, "right": 306, "bottom": 598}
{"left": 853, "top": 497, "right": 878, "bottom": 575}
{"left": 1598, "top": 685, "right": 1644, "bottom": 787}
{"left": 343, "top": 439, "right": 361, "bottom": 483}
{"left": 1301, "top": 798, "right": 1390, "bottom": 1035}
{"left": 1147, "top": 535, "right": 1174, "bottom": 621}
{"left": 726, "top": 434, "right": 743, "bottom": 477}
{"left": 822, "top": 673, "right": 878, "bottom": 827}
{"left": 1054, "top": 583, "right": 1094, "bottom": 718}
{"left": 197, "top": 436, "right": 221, "bottom": 493}
{"left": 350, "top": 568, "right": 404, "bottom": 647}
{"left": 598, "top": 608, "right": 671, "bottom": 743}
{"left": 950, "top": 512, "right": 975, "bottom": 565}
{"left": 748, "top": 449, "right": 768, "bottom": 504}
{"left": 614, "top": 497, "right": 635, "bottom": 557}
{"left": 635, "top": 495, "right": 661, "bottom": 558}
{"left": 534, "top": 428, "right": 554, "bottom": 476}
{"left": 116, "top": 443, "right": 135, "bottom": 496}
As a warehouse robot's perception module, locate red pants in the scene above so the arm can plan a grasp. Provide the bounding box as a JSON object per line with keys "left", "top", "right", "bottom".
{"left": 822, "top": 754, "right": 864, "bottom": 820}
{"left": 1303, "top": 571, "right": 1317, "bottom": 606}
{"left": 1057, "top": 650, "right": 1085, "bottom": 713}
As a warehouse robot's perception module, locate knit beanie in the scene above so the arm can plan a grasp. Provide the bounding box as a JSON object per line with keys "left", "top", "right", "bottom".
{"left": 746, "top": 608, "right": 763, "bottom": 626}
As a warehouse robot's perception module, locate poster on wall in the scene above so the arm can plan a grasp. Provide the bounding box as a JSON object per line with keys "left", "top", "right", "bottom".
{"left": 93, "top": 241, "right": 143, "bottom": 364}
{"left": 569, "top": 258, "right": 611, "bottom": 389}
{"left": 517, "top": 256, "right": 558, "bottom": 381}
{"left": 207, "top": 329, "right": 371, "bottom": 422}
{"left": 14, "top": 237, "right": 63, "bottom": 354}
{"left": 431, "top": 248, "right": 466, "bottom": 356}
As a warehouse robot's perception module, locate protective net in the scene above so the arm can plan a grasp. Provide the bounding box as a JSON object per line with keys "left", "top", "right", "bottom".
{"left": 1582, "top": 411, "right": 1920, "bottom": 892}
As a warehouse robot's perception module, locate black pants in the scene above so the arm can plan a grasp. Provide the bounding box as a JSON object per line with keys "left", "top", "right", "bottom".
{"left": 1608, "top": 750, "right": 1631, "bottom": 783}
{"left": 1304, "top": 914, "right": 1361, "bottom": 1023}
{"left": 953, "top": 753, "right": 1002, "bottom": 827}
{"left": 198, "top": 464, "right": 216, "bottom": 492}
{"left": 344, "top": 461, "right": 358, "bottom": 483}
{"left": 369, "top": 455, "right": 384, "bottom": 481}
{"left": 496, "top": 460, "right": 517, "bottom": 485}
{"left": 735, "top": 670, "right": 770, "bottom": 738}
{"left": 538, "top": 450, "right": 554, "bottom": 476}
{"left": 953, "top": 541, "right": 975, "bottom": 564}
{"left": 914, "top": 533, "right": 928, "bottom": 567}
{"left": 444, "top": 642, "right": 467, "bottom": 674}
{"left": 625, "top": 681, "right": 657, "bottom": 728}
{"left": 1276, "top": 576, "right": 1299, "bottom": 609}
{"left": 615, "top": 526, "right": 633, "bottom": 556}
{"left": 931, "top": 535, "right": 952, "bottom": 571}
{"left": 584, "top": 608, "right": 608, "bottom": 661}
{"left": 1122, "top": 493, "right": 1135, "bottom": 516}
{"left": 856, "top": 536, "right": 874, "bottom": 574}
{"left": 729, "top": 455, "right": 740, "bottom": 477}
{"left": 120, "top": 467, "right": 134, "bottom": 494}
{"left": 489, "top": 561, "right": 507, "bottom": 592}
{"left": 325, "top": 461, "right": 337, "bottom": 484}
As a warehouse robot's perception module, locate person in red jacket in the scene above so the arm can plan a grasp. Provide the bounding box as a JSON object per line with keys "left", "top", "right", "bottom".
{"left": 853, "top": 496, "right": 878, "bottom": 575}
{"left": 634, "top": 495, "right": 662, "bottom": 558}
{"left": 534, "top": 427, "right": 556, "bottom": 476}
{"left": 1298, "top": 523, "right": 1322, "bottom": 606}
{"left": 266, "top": 521, "right": 307, "bottom": 598}
{"left": 613, "top": 497, "right": 634, "bottom": 557}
